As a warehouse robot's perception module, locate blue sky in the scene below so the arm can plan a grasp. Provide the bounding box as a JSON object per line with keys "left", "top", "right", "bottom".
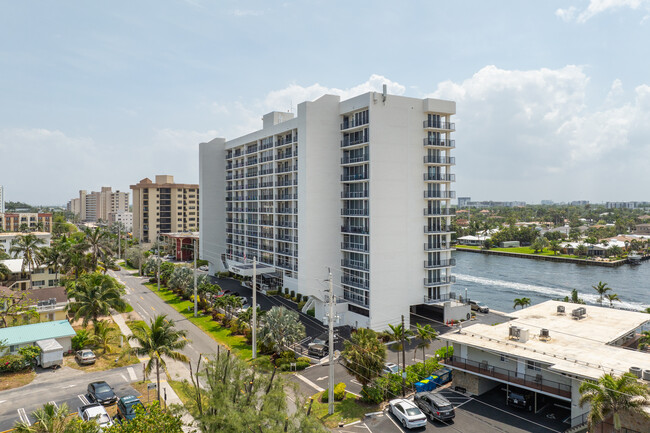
{"left": 1, "top": 0, "right": 650, "bottom": 205}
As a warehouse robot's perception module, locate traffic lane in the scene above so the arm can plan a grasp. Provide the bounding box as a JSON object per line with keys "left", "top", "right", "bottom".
{"left": 0, "top": 374, "right": 140, "bottom": 432}
{"left": 297, "top": 361, "right": 364, "bottom": 397}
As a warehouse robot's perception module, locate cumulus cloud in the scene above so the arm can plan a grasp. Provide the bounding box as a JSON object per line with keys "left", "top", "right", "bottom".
{"left": 556, "top": 0, "right": 649, "bottom": 23}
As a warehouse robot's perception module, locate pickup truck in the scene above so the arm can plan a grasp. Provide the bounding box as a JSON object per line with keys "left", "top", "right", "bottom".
{"left": 78, "top": 403, "right": 114, "bottom": 430}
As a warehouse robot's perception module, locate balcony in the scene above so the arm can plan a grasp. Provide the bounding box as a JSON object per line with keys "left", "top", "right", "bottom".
{"left": 341, "top": 225, "right": 369, "bottom": 235}
{"left": 276, "top": 221, "right": 297, "bottom": 228}
{"left": 341, "top": 208, "right": 369, "bottom": 216}
{"left": 341, "top": 154, "right": 369, "bottom": 164}
{"left": 423, "top": 276, "right": 456, "bottom": 286}
{"left": 260, "top": 141, "right": 273, "bottom": 150}
{"left": 424, "top": 242, "right": 453, "bottom": 251}
{"left": 276, "top": 194, "right": 297, "bottom": 200}
{"left": 276, "top": 249, "right": 295, "bottom": 257}
{"left": 422, "top": 293, "right": 462, "bottom": 304}
{"left": 341, "top": 190, "right": 368, "bottom": 198}
{"left": 424, "top": 208, "right": 455, "bottom": 216}
{"left": 259, "top": 244, "right": 274, "bottom": 253}
{"left": 424, "top": 173, "right": 455, "bottom": 182}
{"left": 424, "top": 259, "right": 456, "bottom": 268}
{"left": 341, "top": 173, "right": 368, "bottom": 182}
{"left": 259, "top": 232, "right": 274, "bottom": 239}
{"left": 259, "top": 207, "right": 274, "bottom": 214}
{"left": 276, "top": 151, "right": 294, "bottom": 160}
{"left": 275, "top": 136, "right": 297, "bottom": 147}
{"left": 340, "top": 137, "right": 369, "bottom": 148}
{"left": 276, "top": 208, "right": 297, "bottom": 214}
{"left": 424, "top": 191, "right": 456, "bottom": 199}
{"left": 276, "top": 261, "right": 296, "bottom": 271}
{"left": 246, "top": 158, "right": 258, "bottom": 166}
{"left": 423, "top": 120, "right": 455, "bottom": 131}
{"left": 444, "top": 356, "right": 571, "bottom": 400}
{"left": 246, "top": 242, "right": 258, "bottom": 249}
{"left": 341, "top": 242, "right": 368, "bottom": 252}
{"left": 246, "top": 231, "right": 259, "bottom": 237}
{"left": 260, "top": 181, "right": 274, "bottom": 188}
{"left": 276, "top": 180, "right": 293, "bottom": 187}
{"left": 276, "top": 234, "right": 298, "bottom": 243}
{"left": 423, "top": 138, "right": 456, "bottom": 148}
{"left": 246, "top": 146, "right": 258, "bottom": 154}
{"left": 340, "top": 118, "right": 369, "bottom": 130}
{"left": 246, "top": 171, "right": 258, "bottom": 178}
{"left": 341, "top": 259, "right": 369, "bottom": 271}
{"left": 246, "top": 196, "right": 258, "bottom": 201}
{"left": 260, "top": 155, "right": 273, "bottom": 163}
{"left": 424, "top": 225, "right": 453, "bottom": 234}
{"left": 260, "top": 168, "right": 273, "bottom": 175}
{"left": 342, "top": 276, "right": 369, "bottom": 290}
{"left": 424, "top": 156, "right": 455, "bottom": 165}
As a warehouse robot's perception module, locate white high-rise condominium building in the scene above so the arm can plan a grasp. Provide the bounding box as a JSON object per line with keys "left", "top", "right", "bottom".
{"left": 0, "top": 185, "right": 4, "bottom": 213}
{"left": 200, "top": 91, "right": 469, "bottom": 331}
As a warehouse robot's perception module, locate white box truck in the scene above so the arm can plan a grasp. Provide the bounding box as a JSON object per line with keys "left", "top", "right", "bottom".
{"left": 36, "top": 338, "right": 64, "bottom": 368}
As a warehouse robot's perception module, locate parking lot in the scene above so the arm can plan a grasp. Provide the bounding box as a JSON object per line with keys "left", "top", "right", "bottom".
{"left": 333, "top": 387, "right": 569, "bottom": 433}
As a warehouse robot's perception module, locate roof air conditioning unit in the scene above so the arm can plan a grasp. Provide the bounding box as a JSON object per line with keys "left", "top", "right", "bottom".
{"left": 540, "top": 329, "right": 550, "bottom": 340}
{"left": 509, "top": 325, "right": 520, "bottom": 339}
{"left": 643, "top": 370, "right": 650, "bottom": 381}
{"left": 629, "top": 366, "right": 642, "bottom": 378}
{"left": 557, "top": 305, "right": 565, "bottom": 314}
{"left": 571, "top": 307, "right": 586, "bottom": 319}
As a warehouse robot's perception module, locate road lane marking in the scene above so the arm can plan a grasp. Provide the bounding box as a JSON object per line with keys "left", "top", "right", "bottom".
{"left": 127, "top": 367, "right": 137, "bottom": 381}
{"left": 17, "top": 408, "right": 30, "bottom": 425}
{"left": 48, "top": 401, "right": 58, "bottom": 409}
{"left": 316, "top": 376, "right": 327, "bottom": 381}
{"left": 78, "top": 394, "right": 90, "bottom": 405}
{"left": 150, "top": 306, "right": 155, "bottom": 311}
{"left": 140, "top": 296, "right": 144, "bottom": 300}
{"left": 293, "top": 373, "right": 324, "bottom": 392}
{"left": 121, "top": 374, "right": 128, "bottom": 382}
{"left": 0, "top": 400, "right": 5, "bottom": 404}
{"left": 63, "top": 384, "right": 75, "bottom": 389}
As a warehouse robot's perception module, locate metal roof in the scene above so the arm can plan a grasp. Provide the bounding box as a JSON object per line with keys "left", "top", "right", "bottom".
{"left": 0, "top": 320, "right": 76, "bottom": 346}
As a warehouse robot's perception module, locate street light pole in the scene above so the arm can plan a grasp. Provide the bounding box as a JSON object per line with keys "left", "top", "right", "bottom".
{"left": 193, "top": 238, "right": 198, "bottom": 318}
{"left": 252, "top": 256, "right": 257, "bottom": 359}
{"left": 157, "top": 236, "right": 161, "bottom": 292}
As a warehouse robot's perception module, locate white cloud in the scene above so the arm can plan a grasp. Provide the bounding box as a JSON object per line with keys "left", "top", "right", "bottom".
{"left": 231, "top": 9, "right": 264, "bottom": 17}
{"left": 556, "top": 0, "right": 648, "bottom": 23}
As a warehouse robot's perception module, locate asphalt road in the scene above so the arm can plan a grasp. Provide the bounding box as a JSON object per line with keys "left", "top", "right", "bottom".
{"left": 0, "top": 364, "right": 141, "bottom": 432}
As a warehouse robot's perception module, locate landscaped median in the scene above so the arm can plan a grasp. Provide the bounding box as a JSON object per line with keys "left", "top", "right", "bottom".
{"left": 309, "top": 388, "right": 379, "bottom": 428}
{"left": 142, "top": 283, "right": 253, "bottom": 360}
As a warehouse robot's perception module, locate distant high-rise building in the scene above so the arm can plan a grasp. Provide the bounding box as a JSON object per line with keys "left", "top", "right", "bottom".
{"left": 457, "top": 197, "right": 471, "bottom": 207}
{"left": 570, "top": 200, "right": 589, "bottom": 206}
{"left": 130, "top": 175, "right": 199, "bottom": 243}
{"left": 0, "top": 185, "right": 4, "bottom": 213}
{"left": 541, "top": 200, "right": 554, "bottom": 205}
{"left": 67, "top": 187, "right": 129, "bottom": 222}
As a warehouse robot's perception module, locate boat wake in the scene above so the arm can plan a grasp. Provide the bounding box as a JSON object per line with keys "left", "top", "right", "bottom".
{"left": 454, "top": 273, "right": 649, "bottom": 311}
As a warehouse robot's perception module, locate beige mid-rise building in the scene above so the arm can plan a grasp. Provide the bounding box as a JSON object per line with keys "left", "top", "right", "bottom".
{"left": 68, "top": 187, "right": 129, "bottom": 222}
{"left": 130, "top": 175, "right": 199, "bottom": 243}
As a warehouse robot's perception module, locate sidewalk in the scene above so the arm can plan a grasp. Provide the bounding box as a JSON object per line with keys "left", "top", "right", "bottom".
{"left": 112, "top": 312, "right": 197, "bottom": 432}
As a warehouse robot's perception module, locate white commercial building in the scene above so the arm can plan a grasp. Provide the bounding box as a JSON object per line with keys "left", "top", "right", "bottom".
{"left": 200, "top": 91, "right": 468, "bottom": 331}
{"left": 0, "top": 185, "right": 4, "bottom": 213}
{"left": 108, "top": 211, "right": 133, "bottom": 232}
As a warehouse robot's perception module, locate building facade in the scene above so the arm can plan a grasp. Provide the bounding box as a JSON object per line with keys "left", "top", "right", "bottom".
{"left": 68, "top": 187, "right": 129, "bottom": 223}
{"left": 0, "top": 213, "right": 52, "bottom": 232}
{"left": 130, "top": 175, "right": 199, "bottom": 243}
{"left": 200, "top": 92, "right": 468, "bottom": 331}
{"left": 108, "top": 211, "right": 133, "bottom": 232}
{"left": 0, "top": 185, "right": 4, "bottom": 213}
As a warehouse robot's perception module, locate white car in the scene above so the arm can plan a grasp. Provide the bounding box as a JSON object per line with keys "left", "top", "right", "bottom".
{"left": 78, "top": 403, "right": 114, "bottom": 430}
{"left": 198, "top": 265, "right": 209, "bottom": 271}
{"left": 389, "top": 399, "right": 428, "bottom": 429}
{"left": 383, "top": 362, "right": 400, "bottom": 375}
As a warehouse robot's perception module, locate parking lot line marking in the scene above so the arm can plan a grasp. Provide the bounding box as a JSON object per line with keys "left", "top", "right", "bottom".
{"left": 293, "top": 373, "right": 324, "bottom": 392}
{"left": 17, "top": 408, "right": 30, "bottom": 425}
{"left": 121, "top": 374, "right": 128, "bottom": 382}
{"left": 78, "top": 394, "right": 90, "bottom": 405}
{"left": 127, "top": 366, "right": 137, "bottom": 381}
{"left": 454, "top": 398, "right": 474, "bottom": 409}
{"left": 385, "top": 411, "right": 406, "bottom": 433}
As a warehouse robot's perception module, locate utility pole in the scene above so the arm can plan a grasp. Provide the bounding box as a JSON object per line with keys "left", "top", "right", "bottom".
{"left": 157, "top": 237, "right": 161, "bottom": 292}
{"left": 328, "top": 269, "right": 335, "bottom": 415}
{"left": 193, "top": 238, "right": 198, "bottom": 318}
{"left": 117, "top": 225, "right": 121, "bottom": 260}
{"left": 252, "top": 256, "right": 257, "bottom": 359}
{"left": 401, "top": 315, "right": 406, "bottom": 397}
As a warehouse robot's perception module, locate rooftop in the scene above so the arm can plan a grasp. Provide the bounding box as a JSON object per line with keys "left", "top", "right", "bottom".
{"left": 442, "top": 300, "right": 650, "bottom": 380}
{"left": 0, "top": 259, "right": 47, "bottom": 273}
{"left": 0, "top": 320, "right": 76, "bottom": 346}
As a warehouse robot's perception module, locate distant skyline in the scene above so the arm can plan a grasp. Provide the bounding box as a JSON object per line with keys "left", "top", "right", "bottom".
{"left": 2, "top": 0, "right": 650, "bottom": 205}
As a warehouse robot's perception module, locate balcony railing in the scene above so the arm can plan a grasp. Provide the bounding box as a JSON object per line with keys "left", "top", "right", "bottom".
{"left": 340, "top": 118, "right": 369, "bottom": 130}
{"left": 341, "top": 225, "right": 369, "bottom": 234}
{"left": 246, "top": 146, "right": 258, "bottom": 154}
{"left": 341, "top": 137, "right": 369, "bottom": 148}
{"left": 260, "top": 155, "right": 273, "bottom": 163}
{"left": 424, "top": 173, "right": 455, "bottom": 182}
{"left": 259, "top": 232, "right": 274, "bottom": 239}
{"left": 246, "top": 158, "right": 258, "bottom": 166}
{"left": 423, "top": 138, "right": 456, "bottom": 148}
{"left": 341, "top": 259, "right": 369, "bottom": 271}
{"left": 443, "top": 356, "right": 572, "bottom": 400}
{"left": 423, "top": 120, "right": 455, "bottom": 130}
{"left": 424, "top": 259, "right": 456, "bottom": 268}
{"left": 276, "top": 151, "right": 294, "bottom": 160}
{"left": 424, "top": 208, "right": 455, "bottom": 216}
{"left": 341, "top": 208, "right": 369, "bottom": 216}
{"left": 276, "top": 221, "right": 297, "bottom": 228}
{"left": 424, "top": 276, "right": 456, "bottom": 286}
{"left": 276, "top": 234, "right": 298, "bottom": 243}
{"left": 424, "top": 242, "right": 453, "bottom": 251}
{"left": 341, "top": 242, "right": 368, "bottom": 252}
{"left": 424, "top": 225, "right": 453, "bottom": 233}
{"left": 276, "top": 194, "right": 297, "bottom": 200}
{"left": 341, "top": 154, "right": 369, "bottom": 164}
{"left": 260, "top": 168, "right": 273, "bottom": 175}
{"left": 424, "top": 190, "right": 456, "bottom": 199}
{"left": 341, "top": 173, "right": 368, "bottom": 182}
{"left": 341, "top": 190, "right": 369, "bottom": 198}
{"left": 424, "top": 156, "right": 455, "bottom": 165}
{"left": 276, "top": 208, "right": 297, "bottom": 214}
{"left": 342, "top": 276, "right": 369, "bottom": 290}
{"left": 423, "top": 292, "right": 462, "bottom": 304}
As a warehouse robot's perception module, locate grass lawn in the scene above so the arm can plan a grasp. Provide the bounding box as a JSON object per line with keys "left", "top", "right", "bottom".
{"left": 310, "top": 391, "right": 379, "bottom": 428}
{"left": 0, "top": 369, "right": 36, "bottom": 391}
{"left": 456, "top": 245, "right": 579, "bottom": 258}
{"left": 123, "top": 302, "right": 134, "bottom": 313}
{"left": 168, "top": 380, "right": 194, "bottom": 407}
{"left": 143, "top": 283, "right": 253, "bottom": 360}
{"left": 118, "top": 260, "right": 139, "bottom": 271}
{"left": 65, "top": 321, "right": 140, "bottom": 372}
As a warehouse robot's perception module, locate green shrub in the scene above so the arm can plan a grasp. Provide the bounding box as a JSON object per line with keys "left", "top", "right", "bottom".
{"left": 295, "top": 360, "right": 310, "bottom": 370}
{"left": 334, "top": 382, "right": 346, "bottom": 401}
{"left": 72, "top": 329, "right": 92, "bottom": 351}
{"left": 275, "top": 351, "right": 296, "bottom": 366}
{"left": 290, "top": 290, "right": 295, "bottom": 299}
{"left": 284, "top": 287, "right": 289, "bottom": 295}
{"left": 361, "top": 385, "right": 384, "bottom": 404}
{"left": 296, "top": 293, "right": 302, "bottom": 302}
{"left": 267, "top": 290, "right": 278, "bottom": 296}
{"left": 297, "top": 356, "right": 311, "bottom": 363}
{"left": 307, "top": 308, "right": 315, "bottom": 317}
{"left": 18, "top": 346, "right": 41, "bottom": 367}
{"left": 0, "top": 354, "right": 29, "bottom": 373}
{"left": 297, "top": 300, "right": 306, "bottom": 310}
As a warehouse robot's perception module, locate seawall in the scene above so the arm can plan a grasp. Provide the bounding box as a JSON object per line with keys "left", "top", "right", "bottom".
{"left": 454, "top": 247, "right": 630, "bottom": 267}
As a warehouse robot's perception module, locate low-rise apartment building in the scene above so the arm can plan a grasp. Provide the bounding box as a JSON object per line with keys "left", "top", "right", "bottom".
{"left": 0, "top": 286, "right": 68, "bottom": 324}
{"left": 0, "top": 258, "right": 59, "bottom": 290}
{"left": 0, "top": 213, "right": 52, "bottom": 232}
{"left": 0, "top": 232, "right": 52, "bottom": 258}
{"left": 131, "top": 175, "right": 199, "bottom": 243}
{"left": 440, "top": 301, "right": 650, "bottom": 428}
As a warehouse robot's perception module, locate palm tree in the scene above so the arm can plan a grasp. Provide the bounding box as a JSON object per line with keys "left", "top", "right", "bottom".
{"left": 414, "top": 323, "right": 438, "bottom": 365}
{"left": 513, "top": 297, "right": 531, "bottom": 309}
{"left": 637, "top": 330, "right": 650, "bottom": 350}
{"left": 579, "top": 372, "right": 650, "bottom": 431}
{"left": 592, "top": 281, "right": 611, "bottom": 305}
{"left": 605, "top": 293, "right": 620, "bottom": 308}
{"left": 575, "top": 243, "right": 588, "bottom": 257}
{"left": 0, "top": 262, "right": 11, "bottom": 281}
{"left": 99, "top": 253, "right": 117, "bottom": 275}
{"left": 38, "top": 246, "right": 63, "bottom": 286}
{"left": 549, "top": 239, "right": 562, "bottom": 255}
{"left": 341, "top": 328, "right": 386, "bottom": 390}
{"left": 10, "top": 233, "right": 45, "bottom": 288}
{"left": 67, "top": 273, "right": 126, "bottom": 328}
{"left": 84, "top": 227, "right": 110, "bottom": 270}
{"left": 386, "top": 323, "right": 413, "bottom": 366}
{"left": 126, "top": 314, "right": 189, "bottom": 402}
{"left": 12, "top": 402, "right": 97, "bottom": 433}
{"left": 92, "top": 320, "right": 117, "bottom": 353}
{"left": 258, "top": 306, "right": 306, "bottom": 355}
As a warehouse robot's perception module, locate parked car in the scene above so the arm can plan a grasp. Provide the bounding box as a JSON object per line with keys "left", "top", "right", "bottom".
{"left": 87, "top": 381, "right": 117, "bottom": 405}
{"left": 308, "top": 343, "right": 328, "bottom": 357}
{"left": 414, "top": 391, "right": 455, "bottom": 422}
{"left": 75, "top": 349, "right": 96, "bottom": 365}
{"left": 469, "top": 300, "right": 489, "bottom": 313}
{"left": 238, "top": 296, "right": 249, "bottom": 306}
{"left": 383, "top": 362, "right": 400, "bottom": 375}
{"left": 198, "top": 265, "right": 209, "bottom": 271}
{"left": 78, "top": 403, "right": 114, "bottom": 430}
{"left": 116, "top": 395, "right": 144, "bottom": 422}
{"left": 507, "top": 389, "right": 534, "bottom": 411}
{"left": 389, "top": 399, "right": 428, "bottom": 429}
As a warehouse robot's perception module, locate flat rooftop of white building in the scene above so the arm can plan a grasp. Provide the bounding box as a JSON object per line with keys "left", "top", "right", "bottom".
{"left": 442, "top": 300, "right": 650, "bottom": 381}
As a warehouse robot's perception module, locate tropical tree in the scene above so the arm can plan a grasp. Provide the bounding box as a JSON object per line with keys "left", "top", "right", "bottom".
{"left": 125, "top": 314, "right": 189, "bottom": 402}
{"left": 0, "top": 291, "right": 40, "bottom": 327}
{"left": 605, "top": 293, "right": 620, "bottom": 308}
{"left": 575, "top": 243, "right": 588, "bottom": 257}
{"left": 10, "top": 233, "right": 45, "bottom": 288}
{"left": 341, "top": 328, "right": 386, "bottom": 390}
{"left": 92, "top": 320, "right": 117, "bottom": 353}
{"left": 579, "top": 373, "right": 650, "bottom": 431}
{"left": 104, "top": 401, "right": 183, "bottom": 433}
{"left": 548, "top": 239, "right": 562, "bottom": 255}
{"left": 84, "top": 227, "right": 110, "bottom": 270}
{"left": 38, "top": 245, "right": 64, "bottom": 285}
{"left": 637, "top": 330, "right": 650, "bottom": 350}
{"left": 386, "top": 323, "right": 413, "bottom": 366}
{"left": 125, "top": 247, "right": 146, "bottom": 275}
{"left": 67, "top": 273, "right": 127, "bottom": 328}
{"left": 592, "top": 281, "right": 612, "bottom": 305}
{"left": 59, "top": 235, "right": 92, "bottom": 280}
{"left": 168, "top": 266, "right": 193, "bottom": 293}
{"left": 99, "top": 253, "right": 117, "bottom": 275}
{"left": 530, "top": 236, "right": 549, "bottom": 253}
{"left": 258, "top": 306, "right": 305, "bottom": 355}
{"left": 414, "top": 323, "right": 438, "bottom": 365}
{"left": 513, "top": 297, "right": 531, "bottom": 309}
{"left": 0, "top": 262, "right": 11, "bottom": 281}
{"left": 13, "top": 402, "right": 99, "bottom": 433}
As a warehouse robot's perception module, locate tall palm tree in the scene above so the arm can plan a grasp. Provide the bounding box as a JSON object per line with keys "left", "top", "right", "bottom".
{"left": 38, "top": 246, "right": 63, "bottom": 286}
{"left": 10, "top": 233, "right": 45, "bottom": 288}
{"left": 592, "top": 281, "right": 611, "bottom": 305}
{"left": 386, "top": 323, "right": 413, "bottom": 367}
{"left": 579, "top": 373, "right": 650, "bottom": 431}
{"left": 414, "top": 323, "right": 438, "bottom": 365}
{"left": 605, "top": 293, "right": 620, "bottom": 308}
{"left": 92, "top": 320, "right": 117, "bottom": 353}
{"left": 67, "top": 273, "right": 126, "bottom": 328}
{"left": 341, "top": 328, "right": 386, "bottom": 390}
{"left": 513, "top": 297, "right": 531, "bottom": 309}
{"left": 84, "top": 227, "right": 109, "bottom": 270}
{"left": 12, "top": 402, "right": 97, "bottom": 433}
{"left": 549, "top": 239, "right": 562, "bottom": 255}
{"left": 126, "top": 314, "right": 189, "bottom": 401}
{"left": 258, "top": 306, "right": 306, "bottom": 355}
{"left": 637, "top": 330, "right": 650, "bottom": 350}
{"left": 0, "top": 262, "right": 11, "bottom": 281}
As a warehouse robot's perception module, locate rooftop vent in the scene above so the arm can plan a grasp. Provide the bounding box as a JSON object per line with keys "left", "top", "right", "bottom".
{"left": 509, "top": 325, "right": 521, "bottom": 339}
{"left": 643, "top": 370, "right": 650, "bottom": 381}
{"left": 629, "top": 366, "right": 642, "bottom": 378}
{"left": 539, "top": 328, "right": 550, "bottom": 341}
{"left": 557, "top": 305, "right": 565, "bottom": 314}
{"left": 571, "top": 307, "right": 586, "bottom": 319}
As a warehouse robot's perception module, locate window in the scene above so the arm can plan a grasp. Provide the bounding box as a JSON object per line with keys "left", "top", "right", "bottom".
{"left": 527, "top": 360, "right": 541, "bottom": 371}
{"left": 9, "top": 345, "right": 16, "bottom": 353}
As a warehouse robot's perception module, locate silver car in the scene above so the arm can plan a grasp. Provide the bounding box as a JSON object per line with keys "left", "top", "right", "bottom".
{"left": 75, "top": 349, "right": 96, "bottom": 365}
